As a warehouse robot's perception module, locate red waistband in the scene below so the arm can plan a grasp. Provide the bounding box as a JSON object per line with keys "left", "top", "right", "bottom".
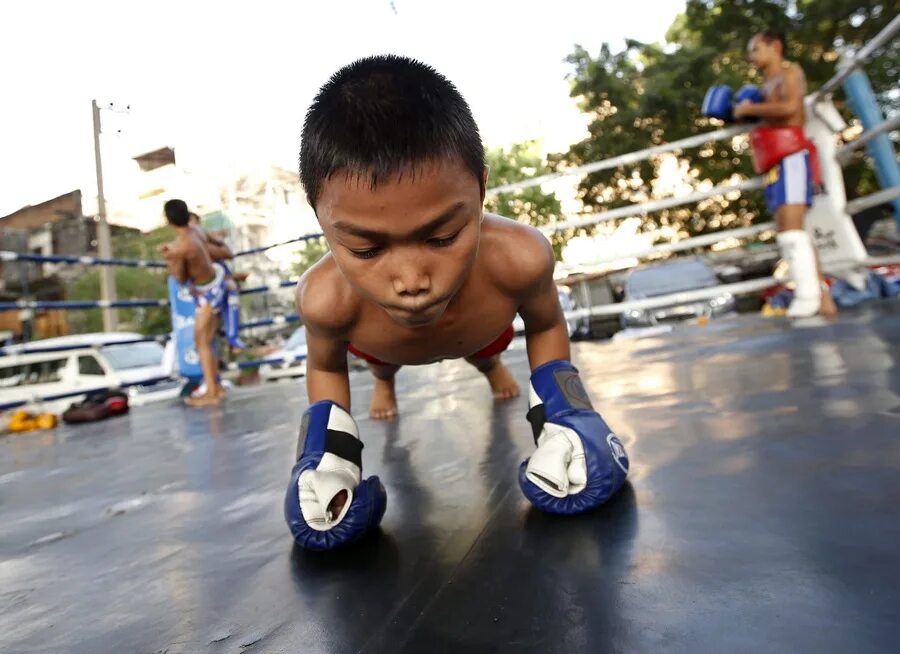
{"left": 749, "top": 126, "right": 821, "bottom": 185}
{"left": 348, "top": 325, "right": 515, "bottom": 367}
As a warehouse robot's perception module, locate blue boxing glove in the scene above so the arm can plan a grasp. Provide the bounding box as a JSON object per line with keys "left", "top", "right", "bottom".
{"left": 702, "top": 84, "right": 734, "bottom": 122}
{"left": 284, "top": 401, "right": 386, "bottom": 550}
{"left": 733, "top": 84, "right": 763, "bottom": 123}
{"left": 518, "top": 360, "right": 629, "bottom": 515}
{"left": 734, "top": 84, "right": 763, "bottom": 105}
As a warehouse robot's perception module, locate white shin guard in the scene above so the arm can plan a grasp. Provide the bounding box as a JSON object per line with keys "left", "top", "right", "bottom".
{"left": 776, "top": 230, "right": 821, "bottom": 318}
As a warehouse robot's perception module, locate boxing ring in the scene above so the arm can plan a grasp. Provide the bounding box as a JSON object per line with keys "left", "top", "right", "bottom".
{"left": 2, "top": 19, "right": 900, "bottom": 653}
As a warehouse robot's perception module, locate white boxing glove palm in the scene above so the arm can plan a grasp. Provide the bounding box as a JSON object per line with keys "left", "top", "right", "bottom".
{"left": 298, "top": 454, "right": 360, "bottom": 530}
{"left": 526, "top": 422, "right": 587, "bottom": 498}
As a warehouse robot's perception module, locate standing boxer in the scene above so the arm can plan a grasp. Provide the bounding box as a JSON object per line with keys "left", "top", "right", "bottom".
{"left": 734, "top": 30, "right": 838, "bottom": 318}
{"left": 160, "top": 199, "right": 227, "bottom": 406}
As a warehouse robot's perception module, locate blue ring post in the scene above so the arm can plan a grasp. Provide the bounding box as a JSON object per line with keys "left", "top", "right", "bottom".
{"left": 842, "top": 66, "right": 900, "bottom": 228}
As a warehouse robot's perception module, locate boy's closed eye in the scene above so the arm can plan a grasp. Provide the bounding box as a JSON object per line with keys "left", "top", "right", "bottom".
{"left": 427, "top": 229, "right": 462, "bottom": 248}
{"left": 349, "top": 246, "right": 383, "bottom": 260}
{"left": 347, "top": 228, "right": 462, "bottom": 259}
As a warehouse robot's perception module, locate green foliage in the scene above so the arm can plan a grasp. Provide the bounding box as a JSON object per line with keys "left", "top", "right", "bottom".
{"left": 485, "top": 141, "right": 566, "bottom": 259}
{"left": 113, "top": 225, "right": 174, "bottom": 260}
{"left": 292, "top": 237, "right": 330, "bottom": 277}
{"left": 66, "top": 226, "right": 172, "bottom": 335}
{"left": 68, "top": 267, "right": 170, "bottom": 335}
{"left": 556, "top": 0, "right": 896, "bottom": 235}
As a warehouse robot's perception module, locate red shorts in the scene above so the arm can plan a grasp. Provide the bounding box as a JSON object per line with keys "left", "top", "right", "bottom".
{"left": 348, "top": 325, "right": 515, "bottom": 366}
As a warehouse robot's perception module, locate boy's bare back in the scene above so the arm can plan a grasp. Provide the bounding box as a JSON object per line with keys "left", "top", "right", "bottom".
{"left": 170, "top": 226, "right": 217, "bottom": 284}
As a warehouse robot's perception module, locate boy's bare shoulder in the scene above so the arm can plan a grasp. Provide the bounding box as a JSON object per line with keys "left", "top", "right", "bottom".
{"left": 295, "top": 253, "right": 361, "bottom": 338}
{"left": 480, "top": 214, "right": 555, "bottom": 297}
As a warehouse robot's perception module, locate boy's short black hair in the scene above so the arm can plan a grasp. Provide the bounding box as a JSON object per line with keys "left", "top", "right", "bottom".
{"left": 758, "top": 29, "right": 787, "bottom": 54}
{"left": 299, "top": 54, "right": 485, "bottom": 208}
{"left": 164, "top": 199, "right": 189, "bottom": 227}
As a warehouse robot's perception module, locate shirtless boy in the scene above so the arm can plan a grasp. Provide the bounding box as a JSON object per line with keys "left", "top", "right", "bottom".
{"left": 160, "top": 199, "right": 227, "bottom": 406}
{"left": 283, "top": 56, "right": 629, "bottom": 551}
{"left": 734, "top": 30, "right": 838, "bottom": 318}
{"left": 188, "top": 212, "right": 246, "bottom": 350}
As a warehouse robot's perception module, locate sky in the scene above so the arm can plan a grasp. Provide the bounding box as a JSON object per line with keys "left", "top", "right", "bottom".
{"left": 1, "top": 0, "right": 686, "bottom": 217}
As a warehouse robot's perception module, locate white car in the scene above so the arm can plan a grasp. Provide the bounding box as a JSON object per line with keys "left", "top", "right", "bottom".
{"left": 0, "top": 332, "right": 181, "bottom": 415}
{"left": 259, "top": 327, "right": 308, "bottom": 382}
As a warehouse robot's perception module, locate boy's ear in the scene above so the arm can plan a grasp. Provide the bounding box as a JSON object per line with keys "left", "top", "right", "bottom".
{"left": 480, "top": 166, "right": 490, "bottom": 202}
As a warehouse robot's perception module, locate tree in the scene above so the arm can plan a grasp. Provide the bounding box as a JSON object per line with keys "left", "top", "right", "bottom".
{"left": 485, "top": 141, "right": 566, "bottom": 259}
{"left": 68, "top": 267, "right": 171, "bottom": 335}
{"left": 556, "top": 0, "right": 896, "bottom": 237}
{"left": 66, "top": 225, "right": 172, "bottom": 335}
{"left": 292, "top": 237, "right": 330, "bottom": 277}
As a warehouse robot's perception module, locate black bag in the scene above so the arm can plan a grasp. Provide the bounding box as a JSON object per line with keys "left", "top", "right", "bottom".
{"left": 62, "top": 390, "right": 129, "bottom": 424}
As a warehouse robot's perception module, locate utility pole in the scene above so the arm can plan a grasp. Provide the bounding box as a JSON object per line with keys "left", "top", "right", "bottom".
{"left": 92, "top": 99, "right": 118, "bottom": 332}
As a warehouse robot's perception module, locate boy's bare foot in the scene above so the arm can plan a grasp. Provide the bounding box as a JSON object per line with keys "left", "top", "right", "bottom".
{"left": 484, "top": 361, "right": 520, "bottom": 400}
{"left": 369, "top": 376, "right": 398, "bottom": 420}
{"left": 185, "top": 392, "right": 223, "bottom": 407}
{"left": 819, "top": 288, "right": 839, "bottom": 318}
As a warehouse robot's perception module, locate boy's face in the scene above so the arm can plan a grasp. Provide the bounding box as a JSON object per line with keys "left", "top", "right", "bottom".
{"left": 747, "top": 35, "right": 778, "bottom": 70}
{"left": 316, "top": 157, "right": 486, "bottom": 328}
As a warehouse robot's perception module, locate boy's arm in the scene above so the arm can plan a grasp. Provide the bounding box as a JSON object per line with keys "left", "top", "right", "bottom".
{"left": 286, "top": 263, "right": 386, "bottom": 552}
{"left": 296, "top": 264, "right": 353, "bottom": 410}
{"left": 304, "top": 328, "right": 352, "bottom": 410}
{"left": 204, "top": 233, "right": 234, "bottom": 260}
{"left": 515, "top": 232, "right": 571, "bottom": 369}
{"left": 511, "top": 228, "right": 630, "bottom": 517}
{"left": 735, "top": 65, "right": 804, "bottom": 120}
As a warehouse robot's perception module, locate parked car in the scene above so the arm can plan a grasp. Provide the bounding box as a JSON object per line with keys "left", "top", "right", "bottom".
{"left": 259, "top": 327, "right": 309, "bottom": 382}
{"left": 0, "top": 333, "right": 181, "bottom": 414}
{"left": 620, "top": 258, "right": 736, "bottom": 328}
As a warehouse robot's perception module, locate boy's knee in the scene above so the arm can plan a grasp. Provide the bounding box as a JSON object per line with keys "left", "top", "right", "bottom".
{"left": 369, "top": 362, "right": 400, "bottom": 381}
{"left": 776, "top": 205, "right": 806, "bottom": 232}
{"left": 466, "top": 354, "right": 498, "bottom": 373}
{"left": 194, "top": 306, "right": 217, "bottom": 337}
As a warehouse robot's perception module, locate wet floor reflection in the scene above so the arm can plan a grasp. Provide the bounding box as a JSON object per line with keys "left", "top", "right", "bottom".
{"left": 1, "top": 303, "right": 898, "bottom": 652}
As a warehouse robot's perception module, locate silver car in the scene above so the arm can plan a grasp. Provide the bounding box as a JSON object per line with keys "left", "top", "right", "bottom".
{"left": 620, "top": 258, "right": 735, "bottom": 328}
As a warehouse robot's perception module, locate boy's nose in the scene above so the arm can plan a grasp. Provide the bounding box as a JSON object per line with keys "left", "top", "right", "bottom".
{"left": 392, "top": 266, "right": 430, "bottom": 297}
{"left": 390, "top": 250, "right": 431, "bottom": 297}
{"left": 393, "top": 274, "right": 430, "bottom": 297}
